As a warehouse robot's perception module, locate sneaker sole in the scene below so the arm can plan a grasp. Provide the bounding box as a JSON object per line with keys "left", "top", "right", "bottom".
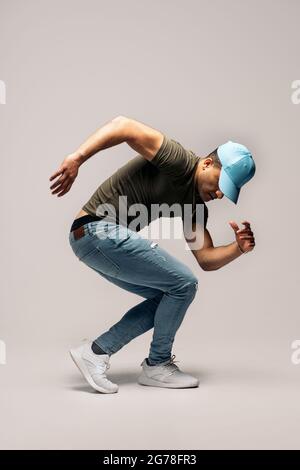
{"left": 69, "top": 348, "right": 118, "bottom": 394}
{"left": 137, "top": 374, "right": 199, "bottom": 389}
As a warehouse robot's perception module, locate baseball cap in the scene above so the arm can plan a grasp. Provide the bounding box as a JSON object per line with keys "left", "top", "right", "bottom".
{"left": 217, "top": 140, "right": 256, "bottom": 204}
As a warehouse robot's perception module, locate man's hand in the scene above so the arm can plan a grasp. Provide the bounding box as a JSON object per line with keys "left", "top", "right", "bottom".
{"left": 229, "top": 220, "right": 255, "bottom": 253}
{"left": 49, "top": 152, "right": 82, "bottom": 197}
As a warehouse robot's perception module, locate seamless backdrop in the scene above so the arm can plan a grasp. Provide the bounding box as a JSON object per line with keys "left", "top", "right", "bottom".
{"left": 0, "top": 0, "right": 300, "bottom": 450}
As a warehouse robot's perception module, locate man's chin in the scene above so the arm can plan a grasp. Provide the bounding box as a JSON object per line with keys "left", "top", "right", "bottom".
{"left": 198, "top": 191, "right": 207, "bottom": 201}
{"left": 198, "top": 189, "right": 211, "bottom": 202}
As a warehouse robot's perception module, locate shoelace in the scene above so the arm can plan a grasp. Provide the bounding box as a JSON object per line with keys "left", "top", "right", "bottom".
{"left": 85, "top": 355, "right": 110, "bottom": 373}
{"left": 90, "top": 360, "right": 113, "bottom": 385}
{"left": 161, "top": 354, "right": 180, "bottom": 376}
{"left": 82, "top": 341, "right": 114, "bottom": 385}
{"left": 95, "top": 361, "right": 110, "bottom": 373}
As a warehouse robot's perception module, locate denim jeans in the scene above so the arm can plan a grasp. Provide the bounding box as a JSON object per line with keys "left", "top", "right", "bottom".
{"left": 68, "top": 220, "right": 198, "bottom": 365}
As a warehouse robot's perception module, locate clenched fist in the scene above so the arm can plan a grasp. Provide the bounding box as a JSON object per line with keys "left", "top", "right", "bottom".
{"left": 229, "top": 220, "right": 255, "bottom": 254}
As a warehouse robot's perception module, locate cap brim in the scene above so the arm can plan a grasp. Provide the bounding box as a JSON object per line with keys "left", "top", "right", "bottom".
{"left": 219, "top": 168, "right": 240, "bottom": 204}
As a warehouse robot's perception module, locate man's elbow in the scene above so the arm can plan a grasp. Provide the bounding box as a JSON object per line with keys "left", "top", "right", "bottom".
{"left": 112, "top": 115, "right": 128, "bottom": 123}
{"left": 199, "top": 262, "right": 219, "bottom": 272}
{"left": 111, "top": 115, "right": 131, "bottom": 131}
{"left": 111, "top": 115, "right": 132, "bottom": 139}
{"left": 196, "top": 246, "right": 219, "bottom": 272}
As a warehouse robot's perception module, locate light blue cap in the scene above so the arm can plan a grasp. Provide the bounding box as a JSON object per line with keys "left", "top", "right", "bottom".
{"left": 217, "top": 141, "right": 256, "bottom": 204}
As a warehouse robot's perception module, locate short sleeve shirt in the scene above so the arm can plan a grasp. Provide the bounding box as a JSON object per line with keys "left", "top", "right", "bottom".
{"left": 82, "top": 134, "right": 208, "bottom": 232}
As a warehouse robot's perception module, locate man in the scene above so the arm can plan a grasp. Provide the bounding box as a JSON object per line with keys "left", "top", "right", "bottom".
{"left": 49, "top": 115, "right": 256, "bottom": 394}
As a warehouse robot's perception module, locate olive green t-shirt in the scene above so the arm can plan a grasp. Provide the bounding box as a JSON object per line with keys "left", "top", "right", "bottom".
{"left": 82, "top": 134, "right": 208, "bottom": 232}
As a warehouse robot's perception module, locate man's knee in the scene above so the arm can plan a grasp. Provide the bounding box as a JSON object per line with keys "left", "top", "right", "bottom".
{"left": 171, "top": 275, "right": 199, "bottom": 298}
{"left": 183, "top": 277, "right": 198, "bottom": 295}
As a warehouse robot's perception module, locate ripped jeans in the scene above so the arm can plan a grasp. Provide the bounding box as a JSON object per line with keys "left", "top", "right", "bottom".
{"left": 69, "top": 220, "right": 198, "bottom": 365}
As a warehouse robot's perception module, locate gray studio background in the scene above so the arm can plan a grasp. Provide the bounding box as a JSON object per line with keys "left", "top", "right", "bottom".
{"left": 1, "top": 0, "right": 299, "bottom": 450}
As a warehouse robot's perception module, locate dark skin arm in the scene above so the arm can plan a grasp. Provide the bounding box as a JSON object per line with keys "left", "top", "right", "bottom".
{"left": 185, "top": 221, "right": 255, "bottom": 271}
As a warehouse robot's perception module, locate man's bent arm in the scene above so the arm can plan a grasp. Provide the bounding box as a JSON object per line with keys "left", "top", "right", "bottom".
{"left": 186, "top": 225, "right": 243, "bottom": 271}
{"left": 195, "top": 242, "right": 243, "bottom": 271}
{"left": 74, "top": 115, "right": 130, "bottom": 165}
{"left": 49, "top": 115, "right": 164, "bottom": 197}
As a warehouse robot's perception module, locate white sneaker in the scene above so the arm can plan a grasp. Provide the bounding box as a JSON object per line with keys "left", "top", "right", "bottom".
{"left": 69, "top": 341, "right": 118, "bottom": 393}
{"left": 138, "top": 354, "right": 199, "bottom": 389}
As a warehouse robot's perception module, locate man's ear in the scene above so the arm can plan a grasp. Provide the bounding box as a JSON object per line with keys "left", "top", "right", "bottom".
{"left": 203, "top": 157, "right": 214, "bottom": 169}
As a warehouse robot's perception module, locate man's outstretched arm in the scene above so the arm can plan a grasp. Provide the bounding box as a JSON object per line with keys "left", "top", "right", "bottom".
{"left": 186, "top": 221, "right": 255, "bottom": 271}
{"left": 49, "top": 115, "right": 163, "bottom": 197}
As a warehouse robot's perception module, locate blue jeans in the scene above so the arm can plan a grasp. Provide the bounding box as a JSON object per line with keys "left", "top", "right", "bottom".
{"left": 68, "top": 220, "right": 198, "bottom": 365}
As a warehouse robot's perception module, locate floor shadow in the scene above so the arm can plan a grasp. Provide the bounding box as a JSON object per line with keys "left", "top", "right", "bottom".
{"left": 70, "top": 383, "right": 98, "bottom": 394}
{"left": 66, "top": 363, "right": 289, "bottom": 392}
{"left": 66, "top": 370, "right": 139, "bottom": 392}
{"left": 66, "top": 367, "right": 214, "bottom": 392}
